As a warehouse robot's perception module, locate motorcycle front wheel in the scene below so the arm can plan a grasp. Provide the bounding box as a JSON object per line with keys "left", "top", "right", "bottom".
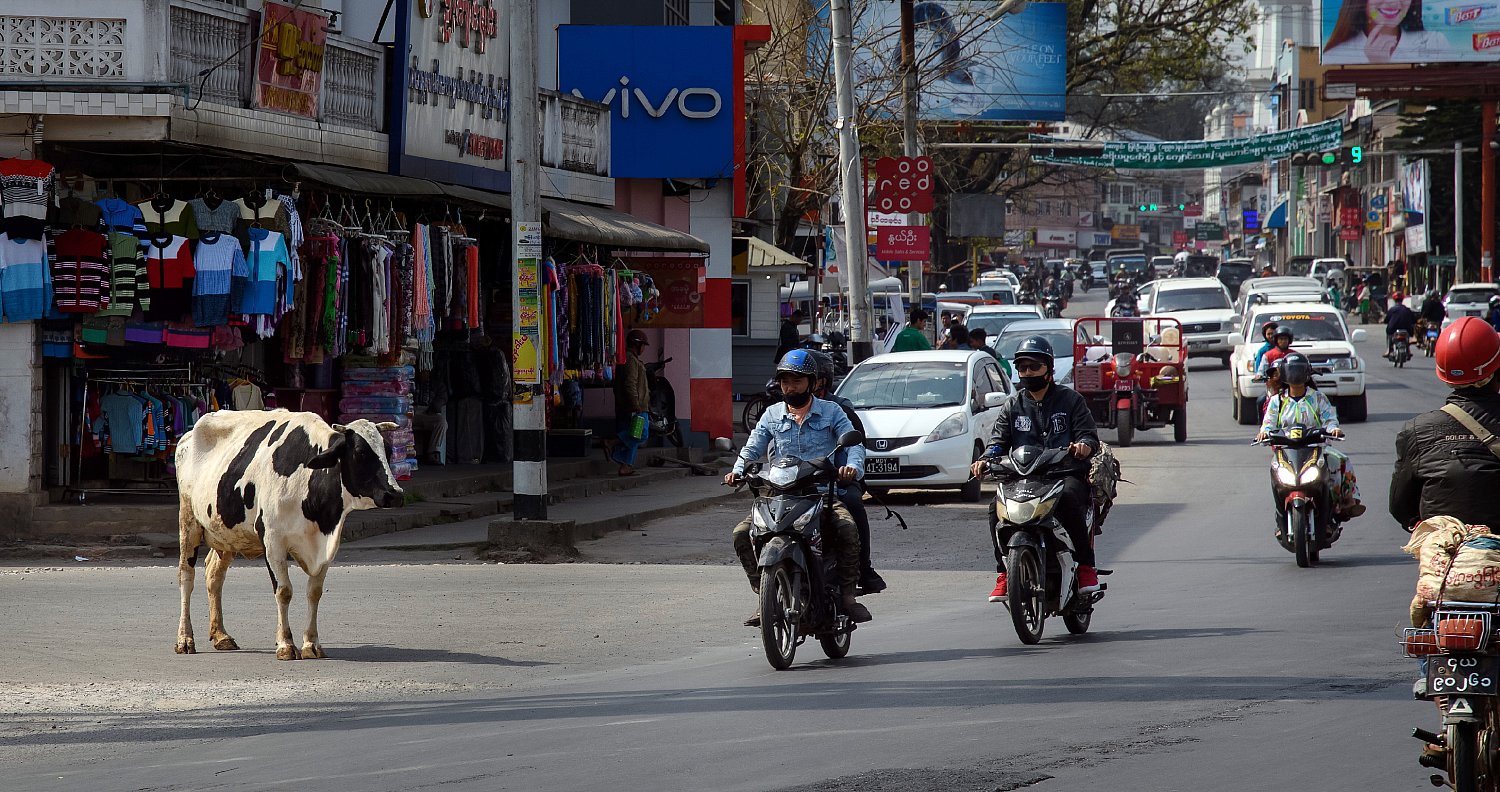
{"left": 759, "top": 564, "right": 800, "bottom": 670}
{"left": 1291, "top": 508, "right": 1318, "bottom": 568}
{"left": 1007, "top": 546, "right": 1045, "bottom": 645}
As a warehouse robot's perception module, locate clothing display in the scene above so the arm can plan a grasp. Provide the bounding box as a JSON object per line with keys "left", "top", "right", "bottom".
{"left": 188, "top": 196, "right": 239, "bottom": 235}
{"left": 140, "top": 235, "right": 195, "bottom": 321}
{"left": 139, "top": 198, "right": 199, "bottom": 239}
{"left": 0, "top": 157, "right": 55, "bottom": 240}
{"left": 0, "top": 233, "right": 52, "bottom": 322}
{"left": 191, "top": 232, "right": 243, "bottom": 327}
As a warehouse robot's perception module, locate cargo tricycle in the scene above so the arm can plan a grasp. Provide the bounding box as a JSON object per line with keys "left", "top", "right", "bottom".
{"left": 1070, "top": 317, "right": 1189, "bottom": 447}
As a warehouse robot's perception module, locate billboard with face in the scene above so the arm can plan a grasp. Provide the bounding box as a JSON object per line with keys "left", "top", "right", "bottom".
{"left": 1321, "top": 0, "right": 1500, "bottom": 63}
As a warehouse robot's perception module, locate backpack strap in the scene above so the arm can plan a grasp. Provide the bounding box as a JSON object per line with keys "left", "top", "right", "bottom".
{"left": 1442, "top": 403, "right": 1500, "bottom": 461}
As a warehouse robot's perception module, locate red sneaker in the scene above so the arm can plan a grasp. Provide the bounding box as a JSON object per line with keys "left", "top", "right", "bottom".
{"left": 988, "top": 573, "right": 1008, "bottom": 602}
{"left": 1077, "top": 565, "right": 1101, "bottom": 594}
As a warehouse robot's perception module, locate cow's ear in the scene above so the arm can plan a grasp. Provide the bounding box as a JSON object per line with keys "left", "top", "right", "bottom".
{"left": 306, "top": 433, "right": 346, "bottom": 469}
{"left": 374, "top": 421, "right": 399, "bottom": 431}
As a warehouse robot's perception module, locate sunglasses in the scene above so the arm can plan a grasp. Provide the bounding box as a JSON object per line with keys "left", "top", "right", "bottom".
{"left": 1014, "top": 361, "right": 1046, "bottom": 373}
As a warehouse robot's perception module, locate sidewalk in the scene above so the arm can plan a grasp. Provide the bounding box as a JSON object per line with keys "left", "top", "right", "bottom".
{"left": 6, "top": 445, "right": 739, "bottom": 560}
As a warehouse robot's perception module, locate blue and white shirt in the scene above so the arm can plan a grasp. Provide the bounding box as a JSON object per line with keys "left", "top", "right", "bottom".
{"left": 733, "top": 397, "right": 865, "bottom": 480}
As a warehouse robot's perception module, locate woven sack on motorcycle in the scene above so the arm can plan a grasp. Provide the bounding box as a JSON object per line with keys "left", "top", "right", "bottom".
{"left": 1089, "top": 442, "right": 1122, "bottom": 500}
{"left": 1404, "top": 516, "right": 1494, "bottom": 626}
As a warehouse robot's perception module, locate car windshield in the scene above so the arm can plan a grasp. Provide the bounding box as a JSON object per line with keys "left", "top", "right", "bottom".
{"left": 838, "top": 361, "right": 968, "bottom": 409}
{"left": 1154, "top": 288, "right": 1230, "bottom": 312}
{"left": 1254, "top": 312, "right": 1346, "bottom": 342}
{"left": 993, "top": 330, "right": 1075, "bottom": 359}
{"left": 972, "top": 286, "right": 1016, "bottom": 304}
{"left": 969, "top": 314, "right": 1038, "bottom": 337}
{"left": 1450, "top": 287, "right": 1498, "bottom": 304}
{"left": 1219, "top": 262, "right": 1253, "bottom": 277}
{"left": 1112, "top": 256, "right": 1146, "bottom": 272}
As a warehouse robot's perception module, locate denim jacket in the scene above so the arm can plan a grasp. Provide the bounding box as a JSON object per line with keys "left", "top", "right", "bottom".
{"left": 733, "top": 396, "right": 865, "bottom": 480}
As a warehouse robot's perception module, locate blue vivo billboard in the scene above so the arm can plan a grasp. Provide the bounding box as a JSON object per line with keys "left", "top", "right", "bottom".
{"left": 838, "top": 1, "right": 1067, "bottom": 121}
{"left": 558, "top": 26, "right": 735, "bottom": 179}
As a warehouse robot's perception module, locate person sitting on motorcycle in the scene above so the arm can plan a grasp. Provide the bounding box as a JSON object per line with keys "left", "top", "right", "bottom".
{"left": 969, "top": 336, "right": 1102, "bottom": 602}
{"left": 1420, "top": 289, "right": 1446, "bottom": 331}
{"left": 1257, "top": 325, "right": 1295, "bottom": 374}
{"left": 725, "top": 349, "right": 873, "bottom": 626}
{"left": 1042, "top": 277, "right": 1062, "bottom": 309}
{"left": 808, "top": 350, "right": 886, "bottom": 595}
{"left": 1487, "top": 295, "right": 1500, "bottom": 331}
{"left": 1257, "top": 353, "right": 1366, "bottom": 520}
{"left": 1385, "top": 291, "right": 1417, "bottom": 358}
{"left": 1252, "top": 321, "right": 1278, "bottom": 372}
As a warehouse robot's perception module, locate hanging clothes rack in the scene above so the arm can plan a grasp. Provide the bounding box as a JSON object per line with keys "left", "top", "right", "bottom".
{"left": 67, "top": 366, "right": 204, "bottom": 503}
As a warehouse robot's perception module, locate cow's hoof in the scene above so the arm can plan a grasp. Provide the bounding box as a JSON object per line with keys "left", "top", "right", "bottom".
{"left": 213, "top": 636, "right": 240, "bottom": 651}
{"left": 175, "top": 639, "right": 196, "bottom": 654}
{"left": 301, "top": 643, "right": 325, "bottom": 659}
{"left": 276, "top": 644, "right": 301, "bottom": 661}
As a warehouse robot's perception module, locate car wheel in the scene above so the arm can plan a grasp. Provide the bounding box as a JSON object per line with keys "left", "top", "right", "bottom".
{"left": 1220, "top": 353, "right": 1232, "bottom": 367}
{"left": 1237, "top": 393, "right": 1260, "bottom": 426}
{"left": 959, "top": 443, "right": 984, "bottom": 502}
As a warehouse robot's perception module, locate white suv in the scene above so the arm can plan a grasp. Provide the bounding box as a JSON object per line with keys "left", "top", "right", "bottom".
{"left": 1228, "top": 302, "right": 1368, "bottom": 425}
{"left": 1444, "top": 283, "right": 1500, "bottom": 328}
{"left": 1145, "top": 278, "right": 1238, "bottom": 365}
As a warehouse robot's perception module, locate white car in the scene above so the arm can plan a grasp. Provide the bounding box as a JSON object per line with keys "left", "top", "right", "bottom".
{"left": 1227, "top": 302, "right": 1368, "bottom": 425}
{"left": 967, "top": 304, "right": 1044, "bottom": 341}
{"left": 837, "top": 349, "right": 1012, "bottom": 502}
{"left": 1309, "top": 258, "right": 1347, "bottom": 286}
{"left": 969, "top": 281, "right": 1019, "bottom": 305}
{"left": 1145, "top": 278, "right": 1237, "bottom": 364}
{"left": 1443, "top": 283, "right": 1500, "bottom": 328}
{"left": 989, "top": 318, "right": 1078, "bottom": 386}
{"left": 1233, "top": 276, "right": 1325, "bottom": 316}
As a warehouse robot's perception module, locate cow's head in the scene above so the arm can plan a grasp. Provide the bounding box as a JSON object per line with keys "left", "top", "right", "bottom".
{"left": 307, "top": 420, "right": 405, "bottom": 509}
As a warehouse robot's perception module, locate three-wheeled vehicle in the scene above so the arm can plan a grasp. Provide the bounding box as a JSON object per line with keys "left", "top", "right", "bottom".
{"left": 1071, "top": 317, "right": 1190, "bottom": 447}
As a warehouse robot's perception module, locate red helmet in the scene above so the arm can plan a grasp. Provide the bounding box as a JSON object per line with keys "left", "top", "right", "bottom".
{"left": 1436, "top": 317, "right": 1500, "bottom": 387}
{"left": 1392, "top": 291, "right": 1405, "bottom": 302}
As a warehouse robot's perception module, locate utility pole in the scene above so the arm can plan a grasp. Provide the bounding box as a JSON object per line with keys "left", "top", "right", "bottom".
{"left": 1483, "top": 101, "right": 1496, "bottom": 282}
{"left": 1456, "top": 140, "right": 1465, "bottom": 281}
{"left": 899, "top": 0, "right": 922, "bottom": 321}
{"left": 830, "top": 0, "right": 872, "bottom": 362}
{"left": 510, "top": 0, "right": 546, "bottom": 520}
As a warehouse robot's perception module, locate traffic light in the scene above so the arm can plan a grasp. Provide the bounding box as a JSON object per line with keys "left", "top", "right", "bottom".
{"left": 1289, "top": 147, "right": 1364, "bottom": 168}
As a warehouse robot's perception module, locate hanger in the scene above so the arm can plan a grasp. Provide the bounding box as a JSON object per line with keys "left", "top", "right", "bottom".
{"left": 202, "top": 186, "right": 222, "bottom": 211}
{"left": 150, "top": 191, "right": 174, "bottom": 213}
{"left": 244, "top": 187, "right": 267, "bottom": 211}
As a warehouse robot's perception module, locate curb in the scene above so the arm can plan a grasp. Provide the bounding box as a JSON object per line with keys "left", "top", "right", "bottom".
{"left": 486, "top": 488, "right": 748, "bottom": 552}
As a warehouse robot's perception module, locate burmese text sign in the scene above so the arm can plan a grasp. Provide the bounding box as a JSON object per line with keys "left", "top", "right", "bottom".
{"left": 255, "top": 1, "right": 327, "bottom": 119}
{"left": 877, "top": 226, "right": 931, "bottom": 260}
{"left": 1034, "top": 119, "right": 1344, "bottom": 169}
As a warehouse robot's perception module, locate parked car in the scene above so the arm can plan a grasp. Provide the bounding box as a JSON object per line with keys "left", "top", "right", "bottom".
{"left": 989, "top": 318, "right": 1078, "bottom": 386}
{"left": 1309, "top": 258, "right": 1347, "bottom": 286}
{"left": 1216, "top": 258, "right": 1256, "bottom": 299}
{"left": 1227, "top": 302, "right": 1368, "bottom": 425}
{"left": 969, "top": 281, "right": 1019, "bottom": 305}
{"left": 966, "top": 304, "right": 1045, "bottom": 340}
{"left": 1145, "top": 277, "right": 1237, "bottom": 364}
{"left": 1443, "top": 283, "right": 1500, "bottom": 328}
{"left": 837, "top": 350, "right": 1012, "bottom": 502}
{"left": 1233, "top": 276, "right": 1325, "bottom": 318}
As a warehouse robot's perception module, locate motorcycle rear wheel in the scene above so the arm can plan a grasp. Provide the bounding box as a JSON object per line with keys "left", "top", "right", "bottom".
{"left": 1449, "top": 721, "right": 1479, "bottom": 792}
{"left": 819, "top": 629, "right": 851, "bottom": 660}
{"left": 1007, "top": 547, "right": 1045, "bottom": 645}
{"left": 742, "top": 397, "right": 771, "bottom": 435}
{"left": 759, "top": 564, "right": 799, "bottom": 670}
{"left": 1063, "top": 606, "right": 1092, "bottom": 634}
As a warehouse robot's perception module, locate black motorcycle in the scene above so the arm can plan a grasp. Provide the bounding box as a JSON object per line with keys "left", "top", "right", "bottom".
{"left": 985, "top": 445, "right": 1107, "bottom": 645}
{"left": 1043, "top": 294, "right": 1063, "bottom": 319}
{"left": 645, "top": 358, "right": 683, "bottom": 447}
{"left": 1256, "top": 426, "right": 1346, "bottom": 567}
{"left": 1110, "top": 294, "right": 1140, "bottom": 317}
{"left": 1391, "top": 328, "right": 1412, "bottom": 368}
{"left": 1081, "top": 272, "right": 1094, "bottom": 293}
{"left": 740, "top": 377, "right": 782, "bottom": 434}
{"left": 736, "top": 430, "right": 865, "bottom": 669}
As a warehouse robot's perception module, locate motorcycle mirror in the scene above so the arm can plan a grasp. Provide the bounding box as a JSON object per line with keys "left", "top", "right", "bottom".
{"left": 838, "top": 430, "right": 864, "bottom": 448}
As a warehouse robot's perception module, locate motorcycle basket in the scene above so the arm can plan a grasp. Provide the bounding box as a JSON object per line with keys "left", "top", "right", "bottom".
{"left": 1436, "top": 610, "right": 1492, "bottom": 652}
{"left": 1401, "top": 627, "right": 1440, "bottom": 657}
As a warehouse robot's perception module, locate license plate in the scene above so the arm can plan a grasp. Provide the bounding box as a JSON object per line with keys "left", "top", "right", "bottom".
{"left": 1428, "top": 655, "right": 1500, "bottom": 697}
{"left": 866, "top": 457, "right": 900, "bottom": 474}
{"left": 1188, "top": 340, "right": 1212, "bottom": 349}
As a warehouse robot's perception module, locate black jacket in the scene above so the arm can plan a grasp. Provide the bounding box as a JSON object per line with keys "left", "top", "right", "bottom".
{"left": 1391, "top": 391, "right": 1500, "bottom": 529}
{"left": 1421, "top": 296, "right": 1445, "bottom": 324}
{"left": 986, "top": 384, "right": 1100, "bottom": 477}
{"left": 1386, "top": 303, "right": 1416, "bottom": 333}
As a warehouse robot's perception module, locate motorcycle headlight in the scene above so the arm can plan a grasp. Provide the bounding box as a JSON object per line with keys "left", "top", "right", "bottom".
{"left": 791, "top": 509, "right": 817, "bottom": 530}
{"left": 1113, "top": 353, "right": 1133, "bottom": 378}
{"left": 1058, "top": 368, "right": 1074, "bottom": 386}
{"left": 1275, "top": 465, "right": 1298, "bottom": 487}
{"left": 926, "top": 412, "right": 968, "bottom": 442}
{"left": 1002, "top": 497, "right": 1057, "bottom": 524}
{"left": 1299, "top": 465, "right": 1323, "bottom": 485}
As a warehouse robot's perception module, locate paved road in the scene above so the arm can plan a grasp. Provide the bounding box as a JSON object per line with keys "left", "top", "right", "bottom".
{"left": 2, "top": 287, "right": 1444, "bottom": 791}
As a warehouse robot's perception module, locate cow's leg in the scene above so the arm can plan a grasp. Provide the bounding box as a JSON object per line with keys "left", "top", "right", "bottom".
{"left": 266, "top": 541, "right": 301, "bottom": 660}
{"left": 175, "top": 498, "right": 202, "bottom": 655}
{"left": 204, "top": 548, "right": 240, "bottom": 650}
{"left": 301, "top": 564, "right": 328, "bottom": 659}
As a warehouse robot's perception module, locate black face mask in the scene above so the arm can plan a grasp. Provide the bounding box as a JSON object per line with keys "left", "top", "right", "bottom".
{"left": 1019, "top": 374, "right": 1049, "bottom": 393}
{"left": 783, "top": 390, "right": 812, "bottom": 408}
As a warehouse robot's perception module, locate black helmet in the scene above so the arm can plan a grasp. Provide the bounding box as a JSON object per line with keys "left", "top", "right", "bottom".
{"left": 1274, "top": 325, "right": 1295, "bottom": 341}
{"left": 1013, "top": 335, "right": 1055, "bottom": 369}
{"left": 776, "top": 349, "right": 818, "bottom": 379}
{"left": 1281, "top": 352, "right": 1312, "bottom": 386}
{"left": 807, "top": 349, "right": 835, "bottom": 387}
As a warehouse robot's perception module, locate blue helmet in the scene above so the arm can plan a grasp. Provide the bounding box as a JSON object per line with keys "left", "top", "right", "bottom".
{"left": 776, "top": 349, "right": 818, "bottom": 379}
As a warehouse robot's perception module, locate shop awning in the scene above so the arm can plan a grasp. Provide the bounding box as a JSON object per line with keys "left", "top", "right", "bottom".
{"left": 288, "top": 161, "right": 512, "bottom": 212}
{"left": 733, "top": 236, "right": 806, "bottom": 274}
{"left": 1266, "top": 201, "right": 1288, "bottom": 229}
{"left": 541, "top": 198, "right": 709, "bottom": 253}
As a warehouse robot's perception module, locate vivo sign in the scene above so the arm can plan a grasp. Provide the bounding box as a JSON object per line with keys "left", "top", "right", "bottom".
{"left": 558, "top": 26, "right": 734, "bottom": 179}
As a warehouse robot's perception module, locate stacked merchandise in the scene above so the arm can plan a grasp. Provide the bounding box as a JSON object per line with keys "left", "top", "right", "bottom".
{"left": 340, "top": 356, "right": 417, "bottom": 480}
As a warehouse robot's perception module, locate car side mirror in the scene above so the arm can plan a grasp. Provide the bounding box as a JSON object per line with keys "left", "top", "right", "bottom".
{"left": 1228, "top": 332, "right": 1245, "bottom": 346}
{"left": 1350, "top": 328, "right": 1368, "bottom": 342}
{"left": 838, "top": 430, "right": 864, "bottom": 448}
{"left": 983, "top": 391, "right": 1006, "bottom": 409}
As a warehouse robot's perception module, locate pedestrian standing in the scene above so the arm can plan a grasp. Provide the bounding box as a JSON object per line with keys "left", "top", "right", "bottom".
{"left": 606, "top": 329, "right": 651, "bottom": 476}
{"left": 892, "top": 308, "right": 934, "bottom": 351}
{"left": 775, "top": 309, "right": 804, "bottom": 362}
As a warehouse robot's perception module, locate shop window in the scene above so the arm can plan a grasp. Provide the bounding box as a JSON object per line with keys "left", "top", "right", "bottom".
{"left": 731, "top": 281, "right": 750, "bottom": 337}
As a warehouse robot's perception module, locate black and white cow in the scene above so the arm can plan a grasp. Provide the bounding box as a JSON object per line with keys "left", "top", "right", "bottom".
{"left": 174, "top": 409, "right": 404, "bottom": 660}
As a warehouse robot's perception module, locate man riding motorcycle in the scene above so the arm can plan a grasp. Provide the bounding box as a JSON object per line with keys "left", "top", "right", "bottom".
{"left": 1256, "top": 352, "right": 1365, "bottom": 520}
{"left": 1385, "top": 292, "right": 1417, "bottom": 359}
{"left": 969, "top": 336, "right": 1102, "bottom": 601}
{"left": 808, "top": 349, "right": 887, "bottom": 595}
{"left": 726, "top": 349, "right": 873, "bottom": 626}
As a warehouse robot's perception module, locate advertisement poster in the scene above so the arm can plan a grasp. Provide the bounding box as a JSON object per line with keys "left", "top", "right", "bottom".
{"left": 513, "top": 222, "right": 542, "bottom": 387}
{"left": 631, "top": 260, "right": 706, "bottom": 329}
{"left": 398, "top": 0, "right": 509, "bottom": 181}
{"left": 1321, "top": 0, "right": 1500, "bottom": 63}
{"left": 841, "top": 1, "right": 1067, "bottom": 122}
{"left": 876, "top": 226, "right": 931, "bottom": 260}
{"left": 254, "top": 1, "right": 327, "bottom": 119}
